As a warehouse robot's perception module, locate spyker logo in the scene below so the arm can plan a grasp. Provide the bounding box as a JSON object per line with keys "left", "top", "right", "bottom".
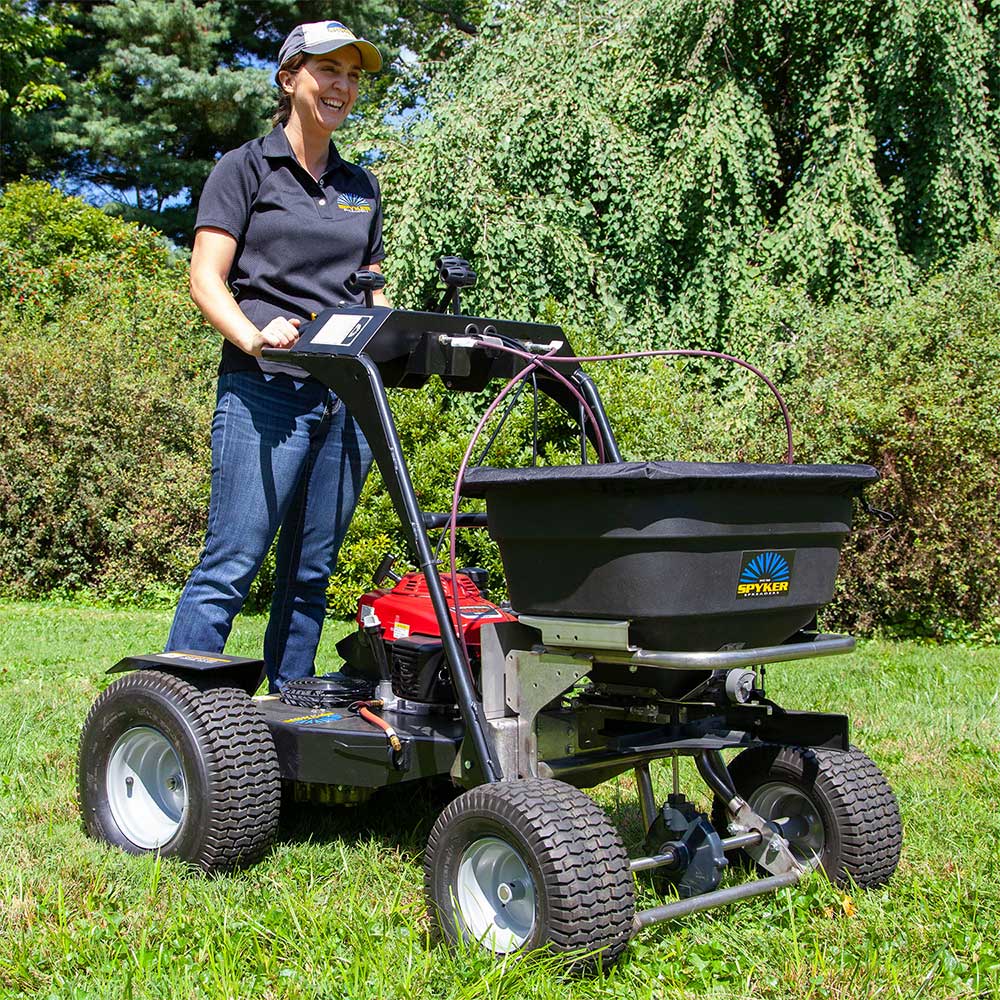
{"left": 737, "top": 550, "right": 794, "bottom": 599}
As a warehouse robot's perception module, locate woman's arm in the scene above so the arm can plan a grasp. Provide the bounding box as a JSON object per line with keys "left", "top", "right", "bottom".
{"left": 190, "top": 228, "right": 301, "bottom": 356}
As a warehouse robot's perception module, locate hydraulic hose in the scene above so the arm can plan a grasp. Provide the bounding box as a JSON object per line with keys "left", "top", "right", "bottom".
{"left": 352, "top": 700, "right": 403, "bottom": 753}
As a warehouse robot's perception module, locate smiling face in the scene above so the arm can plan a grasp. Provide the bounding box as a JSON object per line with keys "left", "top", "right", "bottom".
{"left": 279, "top": 47, "right": 362, "bottom": 138}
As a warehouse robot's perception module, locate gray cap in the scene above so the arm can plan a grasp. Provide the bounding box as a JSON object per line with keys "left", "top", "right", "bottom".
{"left": 275, "top": 20, "right": 382, "bottom": 79}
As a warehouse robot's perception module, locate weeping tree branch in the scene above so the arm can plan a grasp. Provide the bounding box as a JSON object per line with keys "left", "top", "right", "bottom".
{"left": 411, "top": 0, "right": 479, "bottom": 35}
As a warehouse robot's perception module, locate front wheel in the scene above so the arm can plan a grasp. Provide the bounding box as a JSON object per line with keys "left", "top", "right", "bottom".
{"left": 712, "top": 744, "right": 901, "bottom": 888}
{"left": 78, "top": 670, "right": 280, "bottom": 872}
{"left": 424, "top": 778, "right": 634, "bottom": 964}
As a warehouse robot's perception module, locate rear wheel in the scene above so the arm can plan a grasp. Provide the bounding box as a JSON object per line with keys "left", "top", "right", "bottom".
{"left": 78, "top": 670, "right": 280, "bottom": 872}
{"left": 425, "top": 778, "right": 634, "bottom": 964}
{"left": 712, "top": 744, "right": 901, "bottom": 887}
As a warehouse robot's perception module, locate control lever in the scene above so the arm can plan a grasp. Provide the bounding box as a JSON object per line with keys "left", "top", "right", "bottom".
{"left": 433, "top": 255, "right": 477, "bottom": 314}
{"left": 373, "top": 553, "right": 402, "bottom": 587}
{"left": 346, "top": 269, "right": 386, "bottom": 308}
{"left": 436, "top": 255, "right": 477, "bottom": 288}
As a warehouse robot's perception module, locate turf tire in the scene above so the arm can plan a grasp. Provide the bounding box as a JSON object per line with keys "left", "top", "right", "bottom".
{"left": 78, "top": 670, "right": 280, "bottom": 872}
{"left": 425, "top": 778, "right": 634, "bottom": 964}
{"left": 712, "top": 744, "right": 901, "bottom": 888}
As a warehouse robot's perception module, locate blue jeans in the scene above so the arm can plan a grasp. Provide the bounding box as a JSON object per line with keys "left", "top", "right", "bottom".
{"left": 166, "top": 371, "right": 372, "bottom": 691}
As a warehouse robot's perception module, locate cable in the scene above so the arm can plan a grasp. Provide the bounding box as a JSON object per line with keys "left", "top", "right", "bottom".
{"left": 487, "top": 342, "right": 794, "bottom": 465}
{"left": 531, "top": 371, "right": 539, "bottom": 466}
{"left": 446, "top": 354, "right": 552, "bottom": 671}
{"left": 472, "top": 376, "right": 530, "bottom": 468}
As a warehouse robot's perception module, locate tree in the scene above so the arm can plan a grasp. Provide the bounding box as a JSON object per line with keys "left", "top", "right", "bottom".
{"left": 46, "top": 0, "right": 271, "bottom": 238}
{"left": 2, "top": 0, "right": 416, "bottom": 241}
{"left": 0, "top": 0, "right": 68, "bottom": 181}
{"left": 375, "top": 0, "right": 1000, "bottom": 346}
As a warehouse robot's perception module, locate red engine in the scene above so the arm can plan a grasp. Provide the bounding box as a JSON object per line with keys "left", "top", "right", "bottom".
{"left": 357, "top": 571, "right": 515, "bottom": 643}
{"left": 346, "top": 571, "right": 517, "bottom": 704}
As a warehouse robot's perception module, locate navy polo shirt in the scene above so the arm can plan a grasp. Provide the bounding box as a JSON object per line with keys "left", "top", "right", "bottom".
{"left": 195, "top": 126, "right": 384, "bottom": 378}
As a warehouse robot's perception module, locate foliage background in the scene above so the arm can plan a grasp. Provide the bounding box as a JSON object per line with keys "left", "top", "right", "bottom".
{"left": 2, "top": 0, "right": 1000, "bottom": 638}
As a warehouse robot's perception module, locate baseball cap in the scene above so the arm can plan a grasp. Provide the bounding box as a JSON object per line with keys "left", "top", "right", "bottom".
{"left": 275, "top": 20, "right": 382, "bottom": 78}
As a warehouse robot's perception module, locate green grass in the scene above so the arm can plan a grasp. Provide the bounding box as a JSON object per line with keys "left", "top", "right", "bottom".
{"left": 0, "top": 601, "right": 998, "bottom": 999}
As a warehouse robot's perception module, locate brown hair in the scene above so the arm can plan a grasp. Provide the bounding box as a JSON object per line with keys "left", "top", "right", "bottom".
{"left": 272, "top": 53, "right": 307, "bottom": 127}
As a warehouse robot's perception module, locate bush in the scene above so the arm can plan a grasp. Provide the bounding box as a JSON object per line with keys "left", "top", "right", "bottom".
{"left": 2, "top": 180, "right": 999, "bottom": 641}
{"left": 0, "top": 183, "right": 215, "bottom": 601}
{"left": 764, "top": 240, "right": 1000, "bottom": 640}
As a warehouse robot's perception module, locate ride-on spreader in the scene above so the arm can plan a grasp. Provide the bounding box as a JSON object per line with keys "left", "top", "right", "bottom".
{"left": 78, "top": 260, "right": 901, "bottom": 964}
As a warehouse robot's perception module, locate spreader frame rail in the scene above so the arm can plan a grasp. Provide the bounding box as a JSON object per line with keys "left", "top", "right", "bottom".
{"left": 265, "top": 315, "right": 620, "bottom": 785}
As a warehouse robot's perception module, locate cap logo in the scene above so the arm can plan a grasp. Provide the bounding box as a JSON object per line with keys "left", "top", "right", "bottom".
{"left": 323, "top": 20, "right": 355, "bottom": 38}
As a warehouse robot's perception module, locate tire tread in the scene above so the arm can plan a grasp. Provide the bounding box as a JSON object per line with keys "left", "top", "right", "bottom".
{"left": 712, "top": 743, "right": 901, "bottom": 888}
{"left": 78, "top": 670, "right": 280, "bottom": 872}
{"left": 425, "top": 778, "right": 634, "bottom": 963}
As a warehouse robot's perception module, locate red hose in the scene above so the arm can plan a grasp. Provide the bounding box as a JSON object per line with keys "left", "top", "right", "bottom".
{"left": 356, "top": 703, "right": 403, "bottom": 752}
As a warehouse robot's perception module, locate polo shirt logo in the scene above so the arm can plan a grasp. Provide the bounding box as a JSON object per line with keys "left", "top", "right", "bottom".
{"left": 337, "top": 192, "right": 372, "bottom": 213}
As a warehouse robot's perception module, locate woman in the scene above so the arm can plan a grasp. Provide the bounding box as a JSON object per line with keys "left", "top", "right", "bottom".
{"left": 166, "top": 20, "right": 388, "bottom": 691}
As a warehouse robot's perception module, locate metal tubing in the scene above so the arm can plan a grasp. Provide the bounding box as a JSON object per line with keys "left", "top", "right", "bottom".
{"left": 595, "top": 633, "right": 855, "bottom": 671}
{"left": 635, "top": 763, "right": 657, "bottom": 832}
{"left": 633, "top": 871, "right": 802, "bottom": 930}
{"left": 422, "top": 512, "right": 488, "bottom": 529}
{"left": 572, "top": 370, "right": 623, "bottom": 462}
{"left": 630, "top": 827, "right": 762, "bottom": 874}
{"left": 721, "top": 831, "right": 763, "bottom": 852}
{"left": 356, "top": 358, "right": 502, "bottom": 783}
{"left": 695, "top": 749, "right": 738, "bottom": 804}
{"left": 629, "top": 846, "right": 679, "bottom": 873}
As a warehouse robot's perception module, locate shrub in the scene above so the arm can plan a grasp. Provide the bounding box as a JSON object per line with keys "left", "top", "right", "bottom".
{"left": 0, "top": 183, "right": 215, "bottom": 602}
{"left": 2, "top": 180, "right": 999, "bottom": 641}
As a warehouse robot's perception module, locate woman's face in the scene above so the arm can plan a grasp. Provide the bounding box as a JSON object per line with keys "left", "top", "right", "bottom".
{"left": 283, "top": 47, "right": 362, "bottom": 136}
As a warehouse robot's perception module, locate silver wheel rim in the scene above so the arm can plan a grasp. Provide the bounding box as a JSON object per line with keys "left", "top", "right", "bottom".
{"left": 456, "top": 836, "right": 537, "bottom": 953}
{"left": 749, "top": 781, "right": 825, "bottom": 865}
{"left": 106, "top": 726, "right": 187, "bottom": 849}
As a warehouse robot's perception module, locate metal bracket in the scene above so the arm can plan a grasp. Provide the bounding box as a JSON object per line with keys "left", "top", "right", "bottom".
{"left": 696, "top": 748, "right": 806, "bottom": 878}
{"left": 496, "top": 648, "right": 591, "bottom": 778}
{"left": 725, "top": 797, "right": 809, "bottom": 877}
{"left": 518, "top": 615, "right": 633, "bottom": 651}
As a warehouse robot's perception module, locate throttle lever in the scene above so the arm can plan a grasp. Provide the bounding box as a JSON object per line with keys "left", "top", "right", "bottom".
{"left": 346, "top": 269, "right": 386, "bottom": 308}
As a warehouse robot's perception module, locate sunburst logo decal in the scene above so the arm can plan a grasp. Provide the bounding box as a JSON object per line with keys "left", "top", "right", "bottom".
{"left": 737, "top": 550, "right": 794, "bottom": 599}
{"left": 337, "top": 192, "right": 372, "bottom": 213}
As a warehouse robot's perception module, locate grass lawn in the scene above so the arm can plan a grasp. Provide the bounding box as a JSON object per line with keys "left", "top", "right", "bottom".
{"left": 0, "top": 601, "right": 997, "bottom": 999}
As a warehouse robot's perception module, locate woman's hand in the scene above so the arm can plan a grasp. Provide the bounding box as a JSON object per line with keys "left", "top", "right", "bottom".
{"left": 191, "top": 228, "right": 305, "bottom": 357}
{"left": 251, "top": 316, "right": 301, "bottom": 356}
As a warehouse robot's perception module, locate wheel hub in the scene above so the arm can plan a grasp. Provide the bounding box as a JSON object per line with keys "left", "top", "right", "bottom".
{"left": 106, "top": 726, "right": 187, "bottom": 849}
{"left": 748, "top": 781, "right": 825, "bottom": 866}
{"left": 496, "top": 879, "right": 527, "bottom": 905}
{"left": 456, "top": 836, "right": 537, "bottom": 953}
